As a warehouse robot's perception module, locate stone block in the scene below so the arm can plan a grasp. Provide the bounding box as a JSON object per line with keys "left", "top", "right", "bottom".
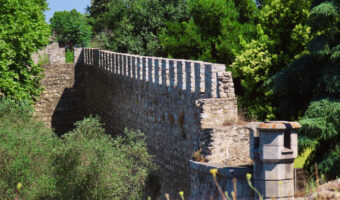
{"left": 260, "top": 131, "right": 297, "bottom": 146}
{"left": 254, "top": 179, "right": 295, "bottom": 198}
{"left": 290, "top": 132, "right": 298, "bottom": 146}
{"left": 253, "top": 162, "right": 294, "bottom": 180}
{"left": 259, "top": 131, "right": 284, "bottom": 145}
{"left": 260, "top": 145, "right": 298, "bottom": 162}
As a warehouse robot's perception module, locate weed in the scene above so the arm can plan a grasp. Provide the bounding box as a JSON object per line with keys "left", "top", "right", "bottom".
{"left": 192, "top": 148, "right": 205, "bottom": 162}
{"left": 246, "top": 173, "right": 263, "bottom": 200}
{"left": 65, "top": 49, "right": 74, "bottom": 63}
{"left": 38, "top": 52, "right": 49, "bottom": 65}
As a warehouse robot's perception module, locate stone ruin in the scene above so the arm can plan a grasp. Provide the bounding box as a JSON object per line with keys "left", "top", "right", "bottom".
{"left": 34, "top": 47, "right": 301, "bottom": 199}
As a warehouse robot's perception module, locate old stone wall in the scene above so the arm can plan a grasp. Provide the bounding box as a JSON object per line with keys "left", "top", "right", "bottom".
{"left": 201, "top": 124, "right": 258, "bottom": 166}
{"left": 34, "top": 63, "right": 85, "bottom": 134}
{"left": 32, "top": 42, "right": 65, "bottom": 65}
{"left": 189, "top": 161, "right": 253, "bottom": 200}
{"left": 34, "top": 47, "right": 300, "bottom": 199}
{"left": 74, "top": 48, "right": 248, "bottom": 197}
{"left": 35, "top": 47, "right": 255, "bottom": 198}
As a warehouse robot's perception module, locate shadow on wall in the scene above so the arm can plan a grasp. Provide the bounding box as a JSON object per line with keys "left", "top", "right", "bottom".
{"left": 51, "top": 55, "right": 87, "bottom": 135}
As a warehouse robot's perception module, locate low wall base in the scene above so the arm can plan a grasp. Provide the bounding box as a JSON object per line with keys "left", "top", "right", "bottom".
{"left": 189, "top": 161, "right": 253, "bottom": 200}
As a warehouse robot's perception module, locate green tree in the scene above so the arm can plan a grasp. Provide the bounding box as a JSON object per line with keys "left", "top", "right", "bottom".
{"left": 0, "top": 0, "right": 50, "bottom": 102}
{"left": 231, "top": 0, "right": 311, "bottom": 120}
{"left": 88, "top": 0, "right": 189, "bottom": 56}
{"left": 50, "top": 9, "right": 92, "bottom": 48}
{"left": 270, "top": 0, "right": 339, "bottom": 178}
{"left": 159, "top": 0, "right": 257, "bottom": 64}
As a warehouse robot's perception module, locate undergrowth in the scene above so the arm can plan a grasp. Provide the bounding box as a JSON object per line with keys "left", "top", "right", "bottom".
{"left": 0, "top": 97, "right": 153, "bottom": 200}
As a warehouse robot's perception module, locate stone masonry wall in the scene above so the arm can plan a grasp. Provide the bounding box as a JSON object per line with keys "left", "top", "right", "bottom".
{"left": 34, "top": 63, "right": 85, "bottom": 134}
{"left": 74, "top": 48, "right": 248, "bottom": 197}
{"left": 34, "top": 47, "right": 299, "bottom": 199}
{"left": 32, "top": 42, "right": 65, "bottom": 65}
{"left": 189, "top": 161, "right": 253, "bottom": 200}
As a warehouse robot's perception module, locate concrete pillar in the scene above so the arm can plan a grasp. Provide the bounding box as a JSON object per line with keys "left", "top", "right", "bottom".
{"left": 253, "top": 121, "right": 301, "bottom": 199}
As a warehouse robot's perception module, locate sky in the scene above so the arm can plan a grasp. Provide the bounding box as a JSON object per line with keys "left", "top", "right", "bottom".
{"left": 45, "top": 0, "right": 91, "bottom": 22}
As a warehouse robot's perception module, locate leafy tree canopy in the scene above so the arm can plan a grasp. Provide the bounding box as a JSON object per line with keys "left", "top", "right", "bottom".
{"left": 159, "top": 0, "right": 258, "bottom": 64}
{"left": 88, "top": 0, "right": 189, "bottom": 56}
{"left": 50, "top": 9, "right": 92, "bottom": 48}
{"left": 269, "top": 0, "right": 339, "bottom": 178}
{"left": 0, "top": 0, "right": 50, "bottom": 102}
{"left": 231, "top": 0, "right": 312, "bottom": 120}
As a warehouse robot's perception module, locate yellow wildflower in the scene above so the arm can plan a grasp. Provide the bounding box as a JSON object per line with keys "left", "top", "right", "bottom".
{"left": 179, "top": 191, "right": 185, "bottom": 200}
{"left": 210, "top": 168, "right": 218, "bottom": 177}
{"left": 16, "top": 182, "right": 22, "bottom": 190}
{"left": 246, "top": 173, "right": 252, "bottom": 181}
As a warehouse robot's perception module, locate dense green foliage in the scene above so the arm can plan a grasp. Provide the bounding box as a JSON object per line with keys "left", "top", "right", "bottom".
{"left": 88, "top": 0, "right": 189, "bottom": 56}
{"left": 231, "top": 0, "right": 311, "bottom": 120}
{"left": 299, "top": 100, "right": 340, "bottom": 178}
{"left": 270, "top": 0, "right": 339, "bottom": 178}
{"left": 0, "top": 98, "right": 153, "bottom": 199}
{"left": 0, "top": 98, "right": 58, "bottom": 199}
{"left": 0, "top": 0, "right": 50, "bottom": 102}
{"left": 55, "top": 119, "right": 153, "bottom": 199}
{"left": 65, "top": 49, "right": 74, "bottom": 63}
{"left": 159, "top": 0, "right": 257, "bottom": 64}
{"left": 50, "top": 9, "right": 92, "bottom": 48}
{"left": 87, "top": 0, "right": 340, "bottom": 178}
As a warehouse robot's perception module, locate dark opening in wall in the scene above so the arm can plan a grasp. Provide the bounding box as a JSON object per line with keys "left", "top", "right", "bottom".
{"left": 284, "top": 129, "right": 291, "bottom": 149}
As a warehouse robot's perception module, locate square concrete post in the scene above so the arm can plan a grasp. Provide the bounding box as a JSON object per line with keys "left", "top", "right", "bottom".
{"left": 253, "top": 121, "right": 301, "bottom": 199}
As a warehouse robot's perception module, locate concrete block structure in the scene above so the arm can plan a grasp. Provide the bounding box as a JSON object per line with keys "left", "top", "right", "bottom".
{"left": 253, "top": 121, "right": 301, "bottom": 199}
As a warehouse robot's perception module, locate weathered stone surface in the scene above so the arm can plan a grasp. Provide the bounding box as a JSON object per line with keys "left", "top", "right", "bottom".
{"left": 260, "top": 145, "right": 298, "bottom": 162}
{"left": 34, "top": 48, "right": 239, "bottom": 197}
{"left": 32, "top": 42, "right": 65, "bottom": 65}
{"left": 34, "top": 63, "right": 85, "bottom": 134}
{"left": 253, "top": 121, "right": 301, "bottom": 200}
{"left": 309, "top": 179, "right": 340, "bottom": 200}
{"left": 201, "top": 125, "right": 253, "bottom": 166}
{"left": 189, "top": 161, "right": 253, "bottom": 200}
{"left": 34, "top": 48, "right": 299, "bottom": 199}
{"left": 253, "top": 162, "right": 294, "bottom": 180}
{"left": 254, "top": 179, "right": 295, "bottom": 198}
{"left": 260, "top": 131, "right": 298, "bottom": 146}
{"left": 79, "top": 49, "right": 239, "bottom": 196}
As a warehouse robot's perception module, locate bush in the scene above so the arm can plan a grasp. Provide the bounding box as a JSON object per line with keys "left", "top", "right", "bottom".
{"left": 0, "top": 98, "right": 58, "bottom": 199}
{"left": 0, "top": 98, "right": 153, "bottom": 199}
{"left": 54, "top": 117, "right": 153, "bottom": 199}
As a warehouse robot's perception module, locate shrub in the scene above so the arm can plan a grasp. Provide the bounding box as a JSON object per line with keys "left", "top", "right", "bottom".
{"left": 0, "top": 98, "right": 153, "bottom": 199}
{"left": 0, "top": 98, "right": 58, "bottom": 199}
{"left": 54, "top": 117, "right": 154, "bottom": 199}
